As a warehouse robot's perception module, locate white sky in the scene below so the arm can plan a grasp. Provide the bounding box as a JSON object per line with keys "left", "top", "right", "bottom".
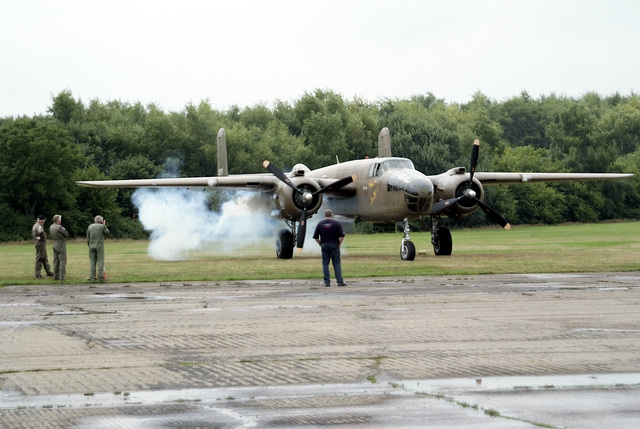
{"left": 1, "top": 0, "right": 639, "bottom": 117}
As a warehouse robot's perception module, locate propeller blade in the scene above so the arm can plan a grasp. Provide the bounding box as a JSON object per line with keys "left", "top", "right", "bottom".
{"left": 429, "top": 196, "right": 463, "bottom": 215}
{"left": 469, "top": 139, "right": 480, "bottom": 184}
{"left": 297, "top": 207, "right": 307, "bottom": 251}
{"left": 263, "top": 160, "right": 300, "bottom": 193}
{"left": 475, "top": 198, "right": 511, "bottom": 229}
{"left": 312, "top": 175, "right": 356, "bottom": 195}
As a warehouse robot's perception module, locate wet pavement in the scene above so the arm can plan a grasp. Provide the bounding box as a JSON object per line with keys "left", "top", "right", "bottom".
{"left": 1, "top": 272, "right": 639, "bottom": 428}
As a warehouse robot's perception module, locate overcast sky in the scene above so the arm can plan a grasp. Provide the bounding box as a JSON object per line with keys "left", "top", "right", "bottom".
{"left": 1, "top": 0, "right": 638, "bottom": 118}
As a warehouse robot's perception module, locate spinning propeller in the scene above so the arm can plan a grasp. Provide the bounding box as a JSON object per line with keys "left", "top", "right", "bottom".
{"left": 431, "top": 140, "right": 510, "bottom": 229}
{"left": 263, "top": 161, "right": 355, "bottom": 250}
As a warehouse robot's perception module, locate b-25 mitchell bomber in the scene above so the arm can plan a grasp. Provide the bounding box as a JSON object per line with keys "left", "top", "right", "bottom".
{"left": 77, "top": 128, "right": 633, "bottom": 260}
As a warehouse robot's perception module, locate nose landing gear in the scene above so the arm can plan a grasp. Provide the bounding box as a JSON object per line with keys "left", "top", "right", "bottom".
{"left": 400, "top": 218, "right": 416, "bottom": 260}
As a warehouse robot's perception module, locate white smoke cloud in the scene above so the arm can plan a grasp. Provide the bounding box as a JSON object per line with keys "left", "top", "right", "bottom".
{"left": 131, "top": 188, "right": 285, "bottom": 260}
{"left": 129, "top": 153, "right": 330, "bottom": 259}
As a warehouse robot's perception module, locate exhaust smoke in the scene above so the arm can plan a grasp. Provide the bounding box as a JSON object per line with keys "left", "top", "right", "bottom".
{"left": 131, "top": 188, "right": 281, "bottom": 260}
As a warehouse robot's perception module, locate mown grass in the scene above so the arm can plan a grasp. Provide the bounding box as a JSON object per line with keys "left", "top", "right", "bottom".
{"left": 1, "top": 221, "right": 638, "bottom": 286}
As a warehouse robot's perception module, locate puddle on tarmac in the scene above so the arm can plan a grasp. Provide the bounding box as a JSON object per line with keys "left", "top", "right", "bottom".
{"left": 400, "top": 373, "right": 640, "bottom": 394}
{"left": 570, "top": 328, "right": 640, "bottom": 334}
{"left": 2, "top": 373, "right": 638, "bottom": 411}
{"left": 92, "top": 294, "right": 174, "bottom": 301}
{"left": 0, "top": 384, "right": 370, "bottom": 410}
{"left": 0, "top": 303, "right": 40, "bottom": 308}
{"left": 230, "top": 304, "right": 318, "bottom": 311}
{"left": 0, "top": 321, "right": 39, "bottom": 328}
{"left": 186, "top": 305, "right": 319, "bottom": 313}
{"left": 102, "top": 339, "right": 143, "bottom": 347}
{"left": 50, "top": 310, "right": 90, "bottom": 316}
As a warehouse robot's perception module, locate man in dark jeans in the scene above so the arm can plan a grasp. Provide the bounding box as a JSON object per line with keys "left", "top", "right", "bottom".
{"left": 313, "top": 209, "right": 347, "bottom": 287}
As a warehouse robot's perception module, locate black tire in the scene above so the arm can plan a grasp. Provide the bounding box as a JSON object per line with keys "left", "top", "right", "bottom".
{"left": 401, "top": 240, "right": 416, "bottom": 261}
{"left": 433, "top": 227, "right": 452, "bottom": 256}
{"left": 276, "top": 229, "right": 294, "bottom": 259}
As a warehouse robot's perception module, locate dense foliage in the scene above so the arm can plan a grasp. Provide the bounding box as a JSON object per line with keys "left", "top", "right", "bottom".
{"left": 1, "top": 89, "right": 638, "bottom": 240}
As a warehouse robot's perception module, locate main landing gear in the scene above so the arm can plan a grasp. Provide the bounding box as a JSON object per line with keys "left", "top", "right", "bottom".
{"left": 430, "top": 216, "right": 452, "bottom": 256}
{"left": 276, "top": 222, "right": 295, "bottom": 260}
{"left": 399, "top": 216, "right": 452, "bottom": 260}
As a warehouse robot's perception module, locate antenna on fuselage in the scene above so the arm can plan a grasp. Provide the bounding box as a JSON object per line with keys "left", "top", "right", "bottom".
{"left": 217, "top": 128, "right": 228, "bottom": 176}
{"left": 378, "top": 127, "right": 391, "bottom": 158}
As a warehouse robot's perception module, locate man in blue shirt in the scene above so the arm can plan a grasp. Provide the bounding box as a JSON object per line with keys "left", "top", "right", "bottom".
{"left": 313, "top": 209, "right": 347, "bottom": 287}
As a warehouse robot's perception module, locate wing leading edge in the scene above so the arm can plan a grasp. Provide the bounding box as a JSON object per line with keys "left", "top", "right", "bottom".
{"left": 76, "top": 175, "right": 279, "bottom": 190}
{"left": 475, "top": 172, "right": 633, "bottom": 185}
{"left": 75, "top": 174, "right": 358, "bottom": 195}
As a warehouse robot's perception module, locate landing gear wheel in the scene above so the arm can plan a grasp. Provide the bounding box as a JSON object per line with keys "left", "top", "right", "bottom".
{"left": 276, "top": 229, "right": 294, "bottom": 259}
{"left": 401, "top": 240, "right": 416, "bottom": 261}
{"left": 433, "top": 227, "right": 452, "bottom": 256}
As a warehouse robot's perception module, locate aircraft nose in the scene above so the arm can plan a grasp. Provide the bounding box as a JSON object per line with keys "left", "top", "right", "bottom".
{"left": 391, "top": 170, "right": 434, "bottom": 197}
{"left": 388, "top": 170, "right": 434, "bottom": 214}
{"left": 407, "top": 180, "right": 433, "bottom": 198}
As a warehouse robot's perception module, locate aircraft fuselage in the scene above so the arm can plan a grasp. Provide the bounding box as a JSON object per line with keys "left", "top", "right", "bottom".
{"left": 309, "top": 157, "right": 435, "bottom": 222}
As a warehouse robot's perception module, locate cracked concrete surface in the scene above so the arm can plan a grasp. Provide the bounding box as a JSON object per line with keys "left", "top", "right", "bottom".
{"left": 1, "top": 272, "right": 639, "bottom": 428}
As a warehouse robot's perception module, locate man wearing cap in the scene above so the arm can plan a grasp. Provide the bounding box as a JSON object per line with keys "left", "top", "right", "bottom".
{"left": 49, "top": 214, "right": 69, "bottom": 281}
{"left": 32, "top": 215, "right": 54, "bottom": 279}
{"left": 86, "top": 215, "right": 110, "bottom": 282}
{"left": 313, "top": 209, "right": 347, "bottom": 287}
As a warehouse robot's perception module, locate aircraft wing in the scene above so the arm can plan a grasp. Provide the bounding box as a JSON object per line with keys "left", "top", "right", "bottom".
{"left": 474, "top": 172, "right": 633, "bottom": 186}
{"left": 76, "top": 174, "right": 280, "bottom": 191}
{"left": 76, "top": 174, "right": 358, "bottom": 195}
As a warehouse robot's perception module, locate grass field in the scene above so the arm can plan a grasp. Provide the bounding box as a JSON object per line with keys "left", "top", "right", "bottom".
{"left": 1, "top": 221, "right": 638, "bottom": 286}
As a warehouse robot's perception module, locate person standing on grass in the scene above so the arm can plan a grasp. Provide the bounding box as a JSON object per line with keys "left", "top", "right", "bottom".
{"left": 32, "top": 215, "right": 54, "bottom": 279}
{"left": 86, "top": 215, "right": 109, "bottom": 282}
{"left": 49, "top": 214, "right": 69, "bottom": 281}
{"left": 313, "top": 209, "right": 347, "bottom": 287}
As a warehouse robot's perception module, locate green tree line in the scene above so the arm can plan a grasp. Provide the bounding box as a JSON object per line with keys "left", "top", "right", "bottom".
{"left": 1, "top": 89, "right": 638, "bottom": 241}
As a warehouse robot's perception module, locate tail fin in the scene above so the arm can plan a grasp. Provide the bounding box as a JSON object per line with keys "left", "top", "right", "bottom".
{"left": 217, "top": 128, "right": 228, "bottom": 176}
{"left": 378, "top": 127, "right": 391, "bottom": 158}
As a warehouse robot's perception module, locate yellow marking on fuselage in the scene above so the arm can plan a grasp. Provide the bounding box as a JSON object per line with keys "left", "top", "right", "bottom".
{"left": 369, "top": 181, "right": 379, "bottom": 205}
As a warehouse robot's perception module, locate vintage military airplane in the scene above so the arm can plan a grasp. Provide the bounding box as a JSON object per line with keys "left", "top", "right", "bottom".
{"left": 77, "top": 128, "right": 633, "bottom": 260}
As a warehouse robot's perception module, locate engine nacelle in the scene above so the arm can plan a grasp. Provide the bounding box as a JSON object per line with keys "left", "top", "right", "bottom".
{"left": 273, "top": 177, "right": 323, "bottom": 221}
{"left": 432, "top": 167, "right": 485, "bottom": 218}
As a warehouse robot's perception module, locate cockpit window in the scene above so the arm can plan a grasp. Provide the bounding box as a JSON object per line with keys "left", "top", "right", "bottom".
{"left": 368, "top": 158, "right": 414, "bottom": 177}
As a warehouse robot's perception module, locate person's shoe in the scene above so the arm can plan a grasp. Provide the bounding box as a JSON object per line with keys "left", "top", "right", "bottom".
{"left": 54, "top": 278, "right": 59, "bottom": 281}
{"left": 87, "top": 278, "right": 96, "bottom": 282}
{"left": 337, "top": 282, "right": 348, "bottom": 287}
{"left": 46, "top": 272, "right": 54, "bottom": 277}
{"left": 325, "top": 283, "right": 330, "bottom": 287}
{"left": 35, "top": 275, "right": 44, "bottom": 279}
